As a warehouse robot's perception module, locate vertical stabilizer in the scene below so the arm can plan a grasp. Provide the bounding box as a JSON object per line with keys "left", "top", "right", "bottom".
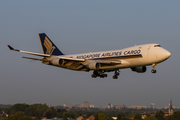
{"left": 38, "top": 33, "right": 64, "bottom": 55}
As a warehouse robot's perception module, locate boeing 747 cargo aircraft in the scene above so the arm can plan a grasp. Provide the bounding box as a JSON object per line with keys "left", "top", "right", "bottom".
{"left": 7, "top": 33, "right": 171, "bottom": 79}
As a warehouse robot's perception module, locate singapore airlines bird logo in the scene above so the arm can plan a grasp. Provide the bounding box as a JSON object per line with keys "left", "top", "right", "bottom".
{"left": 44, "top": 36, "right": 55, "bottom": 55}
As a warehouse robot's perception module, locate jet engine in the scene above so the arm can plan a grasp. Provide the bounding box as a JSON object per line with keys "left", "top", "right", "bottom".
{"left": 50, "top": 58, "right": 65, "bottom": 66}
{"left": 87, "top": 62, "right": 101, "bottom": 70}
{"left": 131, "top": 66, "right": 147, "bottom": 73}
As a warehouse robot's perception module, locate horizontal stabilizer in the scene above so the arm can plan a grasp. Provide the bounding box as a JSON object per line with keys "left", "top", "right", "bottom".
{"left": 21, "top": 56, "right": 41, "bottom": 61}
{"left": 21, "top": 56, "right": 48, "bottom": 62}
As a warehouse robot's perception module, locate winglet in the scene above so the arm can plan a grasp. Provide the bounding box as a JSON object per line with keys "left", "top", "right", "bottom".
{"left": 7, "top": 45, "right": 19, "bottom": 51}
{"left": 7, "top": 45, "right": 14, "bottom": 50}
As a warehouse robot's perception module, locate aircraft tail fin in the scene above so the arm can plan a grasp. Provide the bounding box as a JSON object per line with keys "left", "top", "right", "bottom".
{"left": 38, "top": 33, "right": 64, "bottom": 55}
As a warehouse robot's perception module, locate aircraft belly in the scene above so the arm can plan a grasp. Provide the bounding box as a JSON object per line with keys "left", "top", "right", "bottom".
{"left": 100, "top": 62, "right": 130, "bottom": 70}
{"left": 100, "top": 66, "right": 127, "bottom": 70}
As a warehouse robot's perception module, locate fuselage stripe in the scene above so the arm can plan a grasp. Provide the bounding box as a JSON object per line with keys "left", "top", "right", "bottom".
{"left": 89, "top": 54, "right": 142, "bottom": 60}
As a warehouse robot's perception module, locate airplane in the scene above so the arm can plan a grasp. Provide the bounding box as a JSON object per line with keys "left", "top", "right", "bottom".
{"left": 7, "top": 33, "right": 171, "bottom": 79}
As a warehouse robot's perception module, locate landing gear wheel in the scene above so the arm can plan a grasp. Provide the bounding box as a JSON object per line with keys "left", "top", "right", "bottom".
{"left": 93, "top": 71, "right": 99, "bottom": 75}
{"left": 115, "top": 72, "right": 119, "bottom": 76}
{"left": 100, "top": 75, "right": 104, "bottom": 78}
{"left": 91, "top": 74, "right": 97, "bottom": 78}
{"left": 151, "top": 69, "right": 157, "bottom": 73}
{"left": 113, "top": 70, "right": 120, "bottom": 79}
{"left": 113, "top": 75, "right": 118, "bottom": 79}
{"left": 103, "top": 74, "right": 108, "bottom": 77}
{"left": 92, "top": 70, "right": 108, "bottom": 78}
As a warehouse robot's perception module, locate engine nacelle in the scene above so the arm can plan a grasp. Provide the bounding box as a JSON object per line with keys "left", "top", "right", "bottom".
{"left": 50, "top": 58, "right": 64, "bottom": 66}
{"left": 87, "top": 62, "right": 101, "bottom": 70}
{"left": 131, "top": 66, "right": 147, "bottom": 73}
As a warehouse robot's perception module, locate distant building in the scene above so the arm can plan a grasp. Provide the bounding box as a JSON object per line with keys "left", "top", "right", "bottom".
{"left": 150, "top": 103, "right": 155, "bottom": 109}
{"left": 112, "top": 117, "right": 117, "bottom": 120}
{"left": 130, "top": 106, "right": 147, "bottom": 109}
{"left": 107, "top": 118, "right": 114, "bottom": 120}
{"left": 77, "top": 115, "right": 94, "bottom": 120}
{"left": 164, "top": 101, "right": 175, "bottom": 110}
{"left": 164, "top": 100, "right": 174, "bottom": 119}
{"left": 41, "top": 117, "right": 52, "bottom": 120}
{"left": 108, "top": 103, "right": 113, "bottom": 109}
{"left": 169, "top": 100, "right": 173, "bottom": 115}
{"left": 68, "top": 118, "right": 75, "bottom": 120}
{"left": 63, "top": 104, "right": 67, "bottom": 107}
{"left": 90, "top": 105, "right": 94, "bottom": 108}
{"left": 114, "top": 105, "right": 126, "bottom": 109}
{"left": 83, "top": 101, "right": 89, "bottom": 108}
{"left": 73, "top": 104, "right": 83, "bottom": 108}
{"left": 130, "top": 114, "right": 147, "bottom": 120}
{"left": 141, "top": 114, "right": 147, "bottom": 119}
{"left": 77, "top": 116, "right": 84, "bottom": 120}
{"left": 87, "top": 115, "right": 95, "bottom": 120}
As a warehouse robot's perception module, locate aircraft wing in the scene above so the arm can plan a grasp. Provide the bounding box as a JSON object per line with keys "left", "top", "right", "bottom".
{"left": 7, "top": 45, "right": 121, "bottom": 64}
{"left": 8, "top": 45, "right": 125, "bottom": 71}
{"left": 58, "top": 58, "right": 122, "bottom": 71}
{"left": 7, "top": 45, "right": 50, "bottom": 57}
{"left": 57, "top": 57, "right": 121, "bottom": 64}
{"left": 7, "top": 45, "right": 86, "bottom": 63}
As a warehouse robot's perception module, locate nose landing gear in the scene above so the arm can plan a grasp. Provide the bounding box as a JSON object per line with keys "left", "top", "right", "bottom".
{"left": 151, "top": 63, "right": 157, "bottom": 73}
{"left": 91, "top": 70, "right": 120, "bottom": 79}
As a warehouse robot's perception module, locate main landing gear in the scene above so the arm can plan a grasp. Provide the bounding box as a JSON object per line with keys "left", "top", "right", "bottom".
{"left": 91, "top": 70, "right": 108, "bottom": 78}
{"left": 91, "top": 69, "right": 120, "bottom": 79}
{"left": 151, "top": 63, "right": 157, "bottom": 73}
{"left": 113, "top": 70, "right": 120, "bottom": 79}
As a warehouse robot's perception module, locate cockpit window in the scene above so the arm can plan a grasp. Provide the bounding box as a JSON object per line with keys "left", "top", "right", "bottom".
{"left": 154, "top": 45, "right": 161, "bottom": 47}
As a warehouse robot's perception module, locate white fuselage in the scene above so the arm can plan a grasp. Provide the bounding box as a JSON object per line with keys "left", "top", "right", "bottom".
{"left": 8, "top": 33, "right": 171, "bottom": 78}
{"left": 46, "top": 43, "right": 171, "bottom": 71}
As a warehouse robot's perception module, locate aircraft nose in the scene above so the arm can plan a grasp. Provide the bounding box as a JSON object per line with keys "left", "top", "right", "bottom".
{"left": 166, "top": 51, "right": 171, "bottom": 58}
{"left": 163, "top": 49, "right": 171, "bottom": 59}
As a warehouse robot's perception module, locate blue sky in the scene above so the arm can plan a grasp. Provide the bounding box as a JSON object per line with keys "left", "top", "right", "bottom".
{"left": 0, "top": 1, "right": 180, "bottom": 108}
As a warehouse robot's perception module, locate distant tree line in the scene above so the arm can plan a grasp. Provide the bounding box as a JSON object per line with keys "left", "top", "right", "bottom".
{"left": 1, "top": 104, "right": 180, "bottom": 120}
{"left": 3, "top": 103, "right": 76, "bottom": 120}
